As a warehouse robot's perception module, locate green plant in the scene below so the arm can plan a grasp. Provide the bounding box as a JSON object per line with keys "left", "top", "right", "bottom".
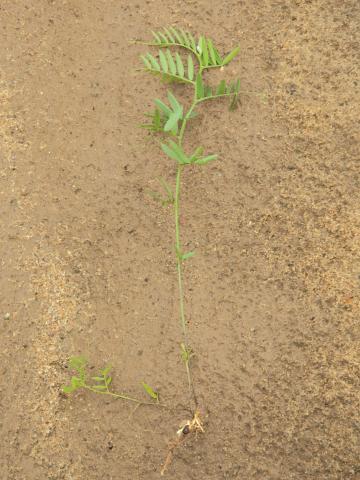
{"left": 140, "top": 27, "right": 240, "bottom": 415}
{"left": 62, "top": 356, "right": 159, "bottom": 405}
{"left": 62, "top": 27, "right": 241, "bottom": 476}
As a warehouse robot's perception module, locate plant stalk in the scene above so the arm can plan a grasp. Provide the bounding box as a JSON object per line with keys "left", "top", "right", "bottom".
{"left": 83, "top": 385, "right": 163, "bottom": 407}
{"left": 174, "top": 97, "right": 199, "bottom": 410}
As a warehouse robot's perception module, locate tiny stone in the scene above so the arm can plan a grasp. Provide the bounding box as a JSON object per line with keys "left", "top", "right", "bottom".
{"left": 4, "top": 313, "right": 10, "bottom": 320}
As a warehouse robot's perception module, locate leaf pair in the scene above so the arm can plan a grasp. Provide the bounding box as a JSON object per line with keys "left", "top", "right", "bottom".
{"left": 91, "top": 366, "right": 112, "bottom": 391}
{"left": 176, "top": 248, "right": 195, "bottom": 262}
{"left": 141, "top": 108, "right": 165, "bottom": 132}
{"left": 141, "top": 49, "right": 195, "bottom": 84}
{"left": 154, "top": 90, "right": 184, "bottom": 135}
{"left": 161, "top": 140, "right": 217, "bottom": 166}
{"left": 141, "top": 382, "right": 159, "bottom": 401}
{"left": 180, "top": 343, "right": 194, "bottom": 364}
{"left": 62, "top": 357, "right": 112, "bottom": 394}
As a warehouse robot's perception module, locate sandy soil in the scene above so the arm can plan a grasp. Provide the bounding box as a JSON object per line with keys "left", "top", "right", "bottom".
{"left": 0, "top": 1, "right": 359, "bottom": 479}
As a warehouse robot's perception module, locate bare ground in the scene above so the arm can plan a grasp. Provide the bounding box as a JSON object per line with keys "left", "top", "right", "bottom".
{"left": 0, "top": 1, "right": 359, "bottom": 479}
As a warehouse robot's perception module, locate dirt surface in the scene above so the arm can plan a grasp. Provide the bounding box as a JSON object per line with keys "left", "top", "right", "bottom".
{"left": 1, "top": 1, "right": 359, "bottom": 479}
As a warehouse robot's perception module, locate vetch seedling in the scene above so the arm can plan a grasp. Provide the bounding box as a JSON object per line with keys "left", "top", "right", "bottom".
{"left": 140, "top": 27, "right": 240, "bottom": 474}
{"left": 62, "top": 26, "right": 241, "bottom": 476}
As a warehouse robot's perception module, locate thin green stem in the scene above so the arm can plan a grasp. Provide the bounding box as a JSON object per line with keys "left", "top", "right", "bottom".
{"left": 178, "top": 100, "right": 197, "bottom": 145}
{"left": 174, "top": 92, "right": 200, "bottom": 410}
{"left": 174, "top": 166, "right": 185, "bottom": 341}
{"left": 83, "top": 385, "right": 164, "bottom": 407}
{"left": 174, "top": 166, "right": 197, "bottom": 409}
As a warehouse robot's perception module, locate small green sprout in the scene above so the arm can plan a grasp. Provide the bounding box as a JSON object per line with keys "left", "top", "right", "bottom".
{"left": 62, "top": 356, "right": 159, "bottom": 406}
{"left": 141, "top": 382, "right": 159, "bottom": 402}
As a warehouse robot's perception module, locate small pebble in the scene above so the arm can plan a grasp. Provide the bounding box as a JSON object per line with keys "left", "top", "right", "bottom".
{"left": 4, "top": 313, "right": 10, "bottom": 320}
